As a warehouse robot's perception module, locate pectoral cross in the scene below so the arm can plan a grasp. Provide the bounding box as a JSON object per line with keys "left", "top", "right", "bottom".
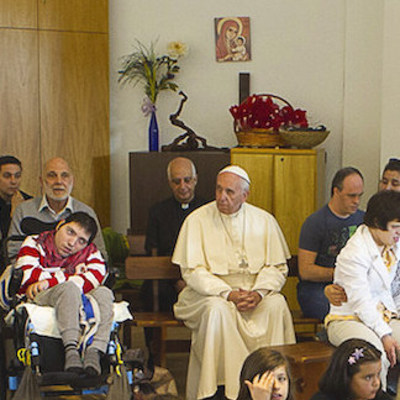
{"left": 239, "top": 258, "right": 248, "bottom": 271}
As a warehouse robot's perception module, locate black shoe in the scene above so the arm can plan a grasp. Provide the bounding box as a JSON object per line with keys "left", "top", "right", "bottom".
{"left": 202, "top": 386, "right": 226, "bottom": 400}
{"left": 387, "top": 365, "right": 399, "bottom": 397}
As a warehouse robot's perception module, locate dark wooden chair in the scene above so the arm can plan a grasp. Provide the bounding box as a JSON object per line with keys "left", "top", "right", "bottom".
{"left": 124, "top": 256, "right": 187, "bottom": 367}
{"left": 113, "top": 233, "right": 147, "bottom": 309}
{"left": 285, "top": 256, "right": 322, "bottom": 339}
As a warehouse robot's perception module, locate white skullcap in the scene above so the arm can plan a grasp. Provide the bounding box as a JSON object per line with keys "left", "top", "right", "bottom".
{"left": 218, "top": 165, "right": 251, "bottom": 184}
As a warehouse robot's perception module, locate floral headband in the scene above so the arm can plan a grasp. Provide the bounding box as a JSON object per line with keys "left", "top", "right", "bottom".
{"left": 348, "top": 348, "right": 364, "bottom": 365}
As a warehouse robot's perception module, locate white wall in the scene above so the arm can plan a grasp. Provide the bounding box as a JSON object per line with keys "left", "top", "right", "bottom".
{"left": 342, "top": 1, "right": 383, "bottom": 204}
{"left": 381, "top": 1, "right": 400, "bottom": 169}
{"left": 110, "top": 0, "right": 398, "bottom": 233}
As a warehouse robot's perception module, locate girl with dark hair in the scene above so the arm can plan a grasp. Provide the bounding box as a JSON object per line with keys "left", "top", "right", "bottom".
{"left": 237, "top": 348, "right": 292, "bottom": 400}
{"left": 311, "top": 339, "right": 391, "bottom": 400}
{"left": 326, "top": 190, "right": 400, "bottom": 389}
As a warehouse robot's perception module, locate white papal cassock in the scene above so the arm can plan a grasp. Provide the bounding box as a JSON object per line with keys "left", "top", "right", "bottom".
{"left": 172, "top": 201, "right": 296, "bottom": 400}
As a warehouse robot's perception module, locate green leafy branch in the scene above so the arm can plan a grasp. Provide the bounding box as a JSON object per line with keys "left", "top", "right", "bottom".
{"left": 118, "top": 41, "right": 182, "bottom": 104}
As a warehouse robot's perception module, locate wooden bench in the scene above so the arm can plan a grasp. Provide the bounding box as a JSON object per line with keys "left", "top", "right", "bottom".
{"left": 124, "top": 256, "right": 185, "bottom": 367}
{"left": 124, "top": 256, "right": 321, "bottom": 367}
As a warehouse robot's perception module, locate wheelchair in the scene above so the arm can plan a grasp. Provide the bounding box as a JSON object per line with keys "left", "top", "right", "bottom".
{"left": 0, "top": 234, "right": 136, "bottom": 399}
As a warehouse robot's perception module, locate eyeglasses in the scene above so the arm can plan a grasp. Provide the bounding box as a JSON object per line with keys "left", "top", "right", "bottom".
{"left": 170, "top": 177, "right": 194, "bottom": 185}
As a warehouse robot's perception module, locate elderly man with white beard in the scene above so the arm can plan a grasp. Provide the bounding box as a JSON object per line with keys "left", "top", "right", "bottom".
{"left": 172, "top": 165, "right": 295, "bottom": 400}
{"left": 7, "top": 157, "right": 106, "bottom": 260}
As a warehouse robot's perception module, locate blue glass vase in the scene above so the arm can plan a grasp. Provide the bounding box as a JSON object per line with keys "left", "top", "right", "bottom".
{"left": 148, "top": 110, "right": 159, "bottom": 152}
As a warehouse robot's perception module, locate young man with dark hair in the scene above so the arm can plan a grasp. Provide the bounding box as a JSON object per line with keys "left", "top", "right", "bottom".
{"left": 379, "top": 158, "right": 400, "bottom": 192}
{"left": 15, "top": 211, "right": 113, "bottom": 376}
{"left": 0, "top": 155, "right": 31, "bottom": 241}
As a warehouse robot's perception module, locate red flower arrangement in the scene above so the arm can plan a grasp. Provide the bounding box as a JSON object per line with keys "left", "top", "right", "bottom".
{"left": 230, "top": 94, "right": 308, "bottom": 131}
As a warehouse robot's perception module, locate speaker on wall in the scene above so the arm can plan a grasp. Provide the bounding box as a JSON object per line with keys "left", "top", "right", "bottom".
{"left": 239, "top": 72, "right": 250, "bottom": 104}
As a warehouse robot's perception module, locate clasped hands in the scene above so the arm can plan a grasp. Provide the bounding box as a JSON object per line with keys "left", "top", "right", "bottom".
{"left": 228, "top": 288, "right": 262, "bottom": 311}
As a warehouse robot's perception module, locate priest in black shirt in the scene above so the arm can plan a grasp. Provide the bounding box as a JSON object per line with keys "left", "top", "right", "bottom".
{"left": 144, "top": 157, "right": 207, "bottom": 310}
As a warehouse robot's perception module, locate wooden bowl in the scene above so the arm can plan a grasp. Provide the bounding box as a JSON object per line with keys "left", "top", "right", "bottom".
{"left": 279, "top": 129, "right": 329, "bottom": 149}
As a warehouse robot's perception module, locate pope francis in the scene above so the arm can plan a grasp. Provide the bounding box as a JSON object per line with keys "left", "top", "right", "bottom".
{"left": 172, "top": 165, "right": 296, "bottom": 400}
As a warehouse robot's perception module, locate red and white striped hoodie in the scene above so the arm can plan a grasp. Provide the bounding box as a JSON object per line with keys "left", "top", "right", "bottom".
{"left": 15, "top": 231, "right": 106, "bottom": 295}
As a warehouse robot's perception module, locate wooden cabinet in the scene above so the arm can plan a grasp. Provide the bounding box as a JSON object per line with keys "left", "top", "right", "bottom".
{"left": 231, "top": 148, "right": 325, "bottom": 255}
{"left": 0, "top": 1, "right": 109, "bottom": 225}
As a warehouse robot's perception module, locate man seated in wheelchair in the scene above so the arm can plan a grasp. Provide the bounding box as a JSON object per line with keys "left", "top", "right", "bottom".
{"left": 15, "top": 211, "right": 113, "bottom": 377}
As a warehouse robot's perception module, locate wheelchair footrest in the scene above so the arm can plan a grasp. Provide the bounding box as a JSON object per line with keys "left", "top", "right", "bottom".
{"left": 37, "top": 371, "right": 107, "bottom": 389}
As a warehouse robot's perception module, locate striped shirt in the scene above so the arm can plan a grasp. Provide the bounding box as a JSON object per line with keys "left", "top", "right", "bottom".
{"left": 16, "top": 234, "right": 106, "bottom": 295}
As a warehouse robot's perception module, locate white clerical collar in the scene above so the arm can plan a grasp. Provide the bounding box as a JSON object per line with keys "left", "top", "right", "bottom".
{"left": 181, "top": 203, "right": 189, "bottom": 210}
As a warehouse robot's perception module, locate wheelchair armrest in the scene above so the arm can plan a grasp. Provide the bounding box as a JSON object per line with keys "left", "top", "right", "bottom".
{"left": 1, "top": 235, "right": 27, "bottom": 268}
{"left": 8, "top": 268, "right": 23, "bottom": 299}
{"left": 103, "top": 266, "right": 119, "bottom": 289}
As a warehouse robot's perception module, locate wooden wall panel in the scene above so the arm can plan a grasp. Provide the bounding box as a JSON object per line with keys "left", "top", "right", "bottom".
{"left": 0, "top": 0, "right": 37, "bottom": 29}
{"left": 38, "top": 0, "right": 108, "bottom": 32}
{"left": 39, "top": 31, "right": 110, "bottom": 226}
{"left": 0, "top": 29, "right": 41, "bottom": 196}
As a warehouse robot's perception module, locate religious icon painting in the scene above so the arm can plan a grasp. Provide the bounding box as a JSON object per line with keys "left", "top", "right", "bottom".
{"left": 214, "top": 16, "right": 251, "bottom": 62}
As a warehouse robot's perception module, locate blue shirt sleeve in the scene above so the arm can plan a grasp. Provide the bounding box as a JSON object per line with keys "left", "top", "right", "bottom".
{"left": 299, "top": 212, "right": 325, "bottom": 252}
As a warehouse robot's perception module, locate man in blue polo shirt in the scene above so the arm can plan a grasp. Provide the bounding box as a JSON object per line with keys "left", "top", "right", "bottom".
{"left": 297, "top": 167, "right": 364, "bottom": 321}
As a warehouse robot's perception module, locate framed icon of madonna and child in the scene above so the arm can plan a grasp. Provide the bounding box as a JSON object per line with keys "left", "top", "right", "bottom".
{"left": 214, "top": 16, "right": 251, "bottom": 62}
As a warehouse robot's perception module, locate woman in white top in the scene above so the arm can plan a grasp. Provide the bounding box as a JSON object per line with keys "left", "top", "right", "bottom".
{"left": 326, "top": 190, "right": 400, "bottom": 389}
